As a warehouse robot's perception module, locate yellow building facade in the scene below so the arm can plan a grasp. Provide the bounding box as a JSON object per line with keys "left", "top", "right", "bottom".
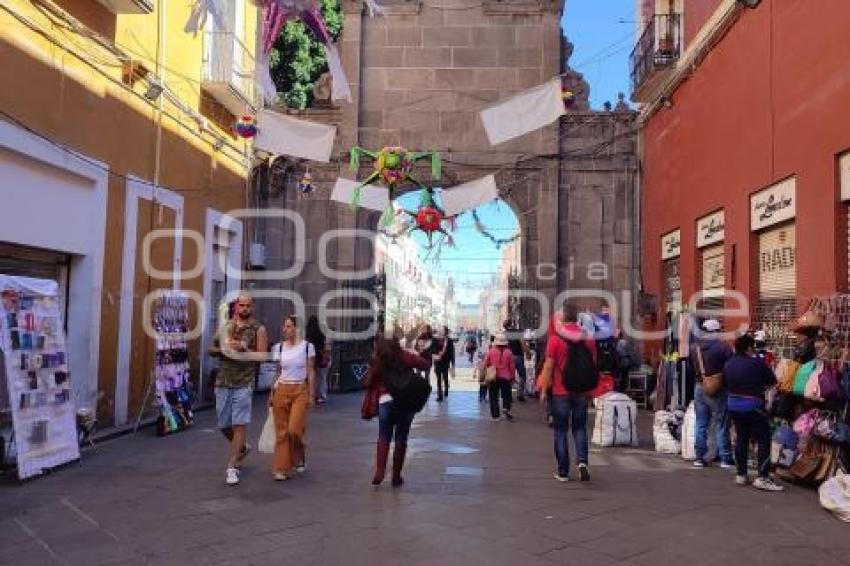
{"left": 0, "top": 0, "right": 260, "bottom": 428}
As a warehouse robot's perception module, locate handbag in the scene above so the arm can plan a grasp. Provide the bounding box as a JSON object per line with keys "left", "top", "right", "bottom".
{"left": 258, "top": 409, "right": 275, "bottom": 454}
{"left": 793, "top": 408, "right": 820, "bottom": 437}
{"left": 361, "top": 386, "right": 379, "bottom": 420}
{"left": 793, "top": 360, "right": 818, "bottom": 396}
{"left": 804, "top": 361, "right": 826, "bottom": 401}
{"left": 485, "top": 366, "right": 498, "bottom": 384}
{"left": 818, "top": 364, "right": 841, "bottom": 400}
{"left": 695, "top": 346, "right": 723, "bottom": 397}
{"left": 777, "top": 359, "right": 800, "bottom": 393}
{"left": 820, "top": 470, "right": 850, "bottom": 522}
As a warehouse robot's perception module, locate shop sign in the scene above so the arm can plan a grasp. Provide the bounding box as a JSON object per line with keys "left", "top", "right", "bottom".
{"left": 841, "top": 152, "right": 850, "bottom": 202}
{"left": 661, "top": 229, "right": 681, "bottom": 260}
{"left": 751, "top": 178, "right": 796, "bottom": 231}
{"left": 759, "top": 226, "right": 796, "bottom": 298}
{"left": 697, "top": 210, "right": 725, "bottom": 248}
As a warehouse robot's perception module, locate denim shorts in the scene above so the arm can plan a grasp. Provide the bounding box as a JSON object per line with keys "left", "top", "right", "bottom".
{"left": 215, "top": 386, "right": 253, "bottom": 429}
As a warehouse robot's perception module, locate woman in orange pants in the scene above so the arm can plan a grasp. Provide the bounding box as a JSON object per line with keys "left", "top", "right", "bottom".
{"left": 270, "top": 315, "right": 316, "bottom": 480}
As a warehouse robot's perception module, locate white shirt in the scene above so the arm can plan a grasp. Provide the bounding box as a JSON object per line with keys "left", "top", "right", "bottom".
{"left": 272, "top": 340, "right": 316, "bottom": 384}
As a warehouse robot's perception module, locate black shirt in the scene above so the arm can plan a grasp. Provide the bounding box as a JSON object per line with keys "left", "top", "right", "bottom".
{"left": 723, "top": 353, "right": 777, "bottom": 398}
{"left": 508, "top": 338, "right": 524, "bottom": 357}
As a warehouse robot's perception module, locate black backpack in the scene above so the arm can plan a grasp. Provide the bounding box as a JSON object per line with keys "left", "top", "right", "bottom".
{"left": 595, "top": 337, "right": 620, "bottom": 374}
{"left": 561, "top": 337, "right": 600, "bottom": 392}
{"left": 383, "top": 362, "right": 432, "bottom": 414}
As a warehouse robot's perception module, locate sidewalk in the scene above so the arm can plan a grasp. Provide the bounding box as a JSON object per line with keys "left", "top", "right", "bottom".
{"left": 1, "top": 391, "right": 848, "bottom": 566}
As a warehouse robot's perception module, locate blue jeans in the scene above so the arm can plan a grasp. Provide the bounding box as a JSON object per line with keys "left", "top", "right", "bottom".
{"left": 514, "top": 355, "right": 527, "bottom": 397}
{"left": 694, "top": 385, "right": 733, "bottom": 463}
{"left": 551, "top": 394, "right": 589, "bottom": 474}
{"left": 378, "top": 401, "right": 415, "bottom": 446}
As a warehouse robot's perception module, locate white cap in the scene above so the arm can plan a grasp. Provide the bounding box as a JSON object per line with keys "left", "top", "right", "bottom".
{"left": 702, "top": 319, "right": 721, "bottom": 332}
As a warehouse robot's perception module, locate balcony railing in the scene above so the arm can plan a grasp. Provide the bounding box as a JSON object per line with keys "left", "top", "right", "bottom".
{"left": 201, "top": 31, "right": 257, "bottom": 115}
{"left": 630, "top": 13, "right": 682, "bottom": 102}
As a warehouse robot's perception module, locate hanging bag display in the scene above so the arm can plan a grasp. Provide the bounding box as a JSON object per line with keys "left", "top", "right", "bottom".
{"left": 793, "top": 408, "right": 820, "bottom": 437}
{"left": 777, "top": 358, "right": 800, "bottom": 394}
{"left": 695, "top": 346, "right": 723, "bottom": 397}
{"left": 803, "top": 361, "right": 826, "bottom": 402}
{"left": 793, "top": 360, "right": 818, "bottom": 396}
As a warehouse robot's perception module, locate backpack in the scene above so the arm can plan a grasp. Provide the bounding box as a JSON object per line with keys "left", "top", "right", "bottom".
{"left": 595, "top": 337, "right": 620, "bottom": 374}
{"left": 382, "top": 362, "right": 431, "bottom": 414}
{"left": 561, "top": 337, "right": 599, "bottom": 393}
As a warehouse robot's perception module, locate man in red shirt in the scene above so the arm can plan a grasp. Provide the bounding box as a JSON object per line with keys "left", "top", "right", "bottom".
{"left": 539, "top": 303, "right": 597, "bottom": 482}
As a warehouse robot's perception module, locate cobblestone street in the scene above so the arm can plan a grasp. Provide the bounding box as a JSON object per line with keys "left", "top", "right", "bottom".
{"left": 2, "top": 387, "right": 848, "bottom": 566}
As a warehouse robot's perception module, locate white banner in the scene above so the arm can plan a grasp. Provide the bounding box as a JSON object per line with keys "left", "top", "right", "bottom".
{"left": 330, "top": 178, "right": 389, "bottom": 212}
{"left": 480, "top": 78, "right": 565, "bottom": 145}
{"left": 255, "top": 110, "right": 337, "bottom": 163}
{"left": 0, "top": 275, "right": 79, "bottom": 480}
{"left": 440, "top": 175, "right": 499, "bottom": 217}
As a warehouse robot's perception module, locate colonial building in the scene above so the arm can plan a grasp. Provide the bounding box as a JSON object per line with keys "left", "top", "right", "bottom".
{"left": 0, "top": 0, "right": 259, "bottom": 426}
{"left": 252, "top": 0, "right": 640, "bottom": 346}
{"left": 635, "top": 0, "right": 850, "bottom": 344}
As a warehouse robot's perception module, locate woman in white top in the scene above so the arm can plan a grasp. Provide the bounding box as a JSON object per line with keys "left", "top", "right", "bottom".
{"left": 270, "top": 315, "right": 316, "bottom": 480}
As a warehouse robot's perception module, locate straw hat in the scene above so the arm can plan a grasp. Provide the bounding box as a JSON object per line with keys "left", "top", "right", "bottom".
{"left": 792, "top": 310, "right": 824, "bottom": 332}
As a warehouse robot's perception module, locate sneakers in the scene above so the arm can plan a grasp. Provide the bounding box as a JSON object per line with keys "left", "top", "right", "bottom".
{"left": 226, "top": 467, "right": 240, "bottom": 486}
{"left": 553, "top": 471, "right": 569, "bottom": 482}
{"left": 273, "top": 472, "right": 289, "bottom": 481}
{"left": 578, "top": 463, "right": 590, "bottom": 482}
{"left": 692, "top": 460, "right": 707, "bottom": 468}
{"left": 719, "top": 461, "right": 736, "bottom": 470}
{"left": 503, "top": 410, "right": 514, "bottom": 422}
{"left": 753, "top": 477, "right": 785, "bottom": 492}
{"left": 735, "top": 475, "right": 748, "bottom": 486}
{"left": 234, "top": 443, "right": 251, "bottom": 469}
{"left": 296, "top": 459, "right": 306, "bottom": 474}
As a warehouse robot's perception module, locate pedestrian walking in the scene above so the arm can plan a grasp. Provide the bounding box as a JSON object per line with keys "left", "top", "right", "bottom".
{"left": 483, "top": 332, "right": 516, "bottom": 421}
{"left": 433, "top": 326, "right": 453, "bottom": 401}
{"left": 210, "top": 293, "right": 268, "bottom": 486}
{"left": 504, "top": 320, "right": 529, "bottom": 402}
{"left": 465, "top": 333, "right": 478, "bottom": 363}
{"left": 269, "top": 315, "right": 316, "bottom": 481}
{"left": 414, "top": 324, "right": 438, "bottom": 383}
{"left": 690, "top": 319, "right": 735, "bottom": 469}
{"left": 306, "top": 315, "right": 331, "bottom": 405}
{"left": 539, "top": 303, "right": 597, "bottom": 482}
{"left": 364, "top": 332, "right": 430, "bottom": 487}
{"left": 723, "top": 333, "right": 784, "bottom": 491}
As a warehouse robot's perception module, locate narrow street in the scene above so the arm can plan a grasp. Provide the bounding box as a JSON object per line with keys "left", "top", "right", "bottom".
{"left": 2, "top": 389, "right": 847, "bottom": 566}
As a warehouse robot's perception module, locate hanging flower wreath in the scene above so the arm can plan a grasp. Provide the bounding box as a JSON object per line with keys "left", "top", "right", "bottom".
{"left": 471, "top": 209, "right": 520, "bottom": 249}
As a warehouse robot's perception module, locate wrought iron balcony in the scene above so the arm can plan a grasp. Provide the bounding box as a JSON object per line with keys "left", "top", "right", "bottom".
{"left": 630, "top": 13, "right": 682, "bottom": 102}
{"left": 201, "top": 31, "right": 257, "bottom": 116}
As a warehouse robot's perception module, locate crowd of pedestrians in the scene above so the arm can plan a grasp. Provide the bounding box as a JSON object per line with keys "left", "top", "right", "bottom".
{"left": 208, "top": 292, "right": 785, "bottom": 494}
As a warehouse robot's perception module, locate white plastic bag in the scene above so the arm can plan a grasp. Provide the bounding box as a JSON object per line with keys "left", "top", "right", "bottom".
{"left": 819, "top": 470, "right": 850, "bottom": 522}
{"left": 653, "top": 411, "right": 681, "bottom": 454}
{"left": 258, "top": 409, "right": 275, "bottom": 454}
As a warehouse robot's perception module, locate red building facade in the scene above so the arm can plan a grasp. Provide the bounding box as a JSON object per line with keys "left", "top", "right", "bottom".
{"left": 635, "top": 0, "right": 850, "bottom": 341}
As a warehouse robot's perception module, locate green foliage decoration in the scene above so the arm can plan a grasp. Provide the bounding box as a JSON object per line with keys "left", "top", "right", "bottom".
{"left": 268, "top": 0, "right": 344, "bottom": 110}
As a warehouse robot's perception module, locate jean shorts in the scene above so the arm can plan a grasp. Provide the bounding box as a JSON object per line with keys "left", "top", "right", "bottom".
{"left": 215, "top": 387, "right": 253, "bottom": 429}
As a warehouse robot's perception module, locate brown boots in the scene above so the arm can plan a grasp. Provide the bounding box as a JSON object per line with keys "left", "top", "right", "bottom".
{"left": 391, "top": 444, "right": 407, "bottom": 487}
{"left": 373, "top": 442, "right": 407, "bottom": 487}
{"left": 372, "top": 441, "right": 390, "bottom": 486}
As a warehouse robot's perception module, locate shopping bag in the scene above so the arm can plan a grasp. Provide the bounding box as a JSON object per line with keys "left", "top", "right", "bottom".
{"left": 820, "top": 470, "right": 850, "bottom": 522}
{"left": 258, "top": 410, "right": 275, "bottom": 454}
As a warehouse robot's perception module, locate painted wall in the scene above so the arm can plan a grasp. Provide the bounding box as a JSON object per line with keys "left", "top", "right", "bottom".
{"left": 641, "top": 0, "right": 850, "bottom": 329}
{"left": 0, "top": 0, "right": 258, "bottom": 424}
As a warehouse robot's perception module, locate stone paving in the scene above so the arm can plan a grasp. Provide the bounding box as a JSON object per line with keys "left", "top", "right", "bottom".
{"left": 1, "top": 384, "right": 849, "bottom": 566}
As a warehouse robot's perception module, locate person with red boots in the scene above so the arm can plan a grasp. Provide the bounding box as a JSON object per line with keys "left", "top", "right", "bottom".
{"left": 364, "top": 331, "right": 431, "bottom": 487}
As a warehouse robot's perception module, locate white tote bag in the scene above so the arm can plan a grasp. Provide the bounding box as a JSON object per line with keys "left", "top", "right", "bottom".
{"left": 820, "top": 470, "right": 850, "bottom": 522}
{"left": 258, "top": 409, "right": 276, "bottom": 454}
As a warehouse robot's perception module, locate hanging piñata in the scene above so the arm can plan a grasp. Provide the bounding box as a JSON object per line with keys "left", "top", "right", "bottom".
{"left": 349, "top": 145, "right": 441, "bottom": 225}
{"left": 234, "top": 115, "right": 258, "bottom": 138}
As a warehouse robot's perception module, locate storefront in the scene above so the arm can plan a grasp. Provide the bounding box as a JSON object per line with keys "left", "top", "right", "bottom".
{"left": 751, "top": 178, "right": 797, "bottom": 338}
{"left": 661, "top": 229, "right": 681, "bottom": 314}
{"left": 696, "top": 210, "right": 725, "bottom": 316}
